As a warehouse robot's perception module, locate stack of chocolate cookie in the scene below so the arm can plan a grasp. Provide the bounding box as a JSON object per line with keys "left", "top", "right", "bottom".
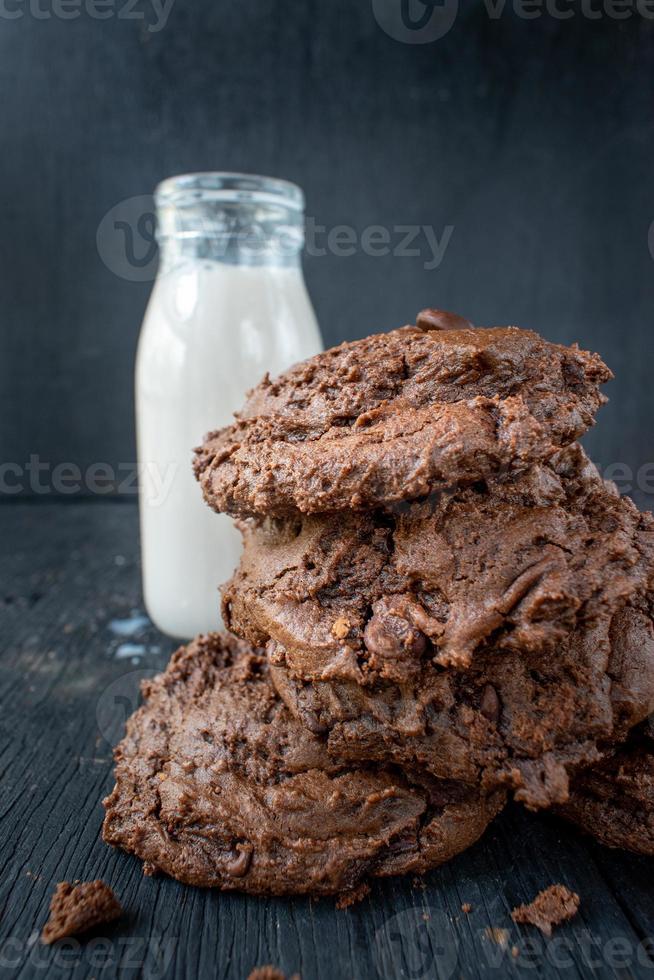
{"left": 104, "top": 311, "right": 654, "bottom": 896}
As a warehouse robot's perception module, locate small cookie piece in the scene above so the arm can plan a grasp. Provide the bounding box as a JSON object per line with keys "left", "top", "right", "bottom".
{"left": 558, "top": 729, "right": 654, "bottom": 855}
{"left": 103, "top": 634, "right": 504, "bottom": 896}
{"left": 41, "top": 881, "right": 122, "bottom": 944}
{"left": 335, "top": 881, "right": 371, "bottom": 909}
{"left": 195, "top": 320, "right": 611, "bottom": 518}
{"left": 247, "top": 969, "right": 288, "bottom": 980}
{"left": 511, "top": 885, "right": 580, "bottom": 936}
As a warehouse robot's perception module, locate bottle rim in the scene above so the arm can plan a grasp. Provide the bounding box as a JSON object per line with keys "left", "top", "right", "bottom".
{"left": 155, "top": 172, "right": 305, "bottom": 212}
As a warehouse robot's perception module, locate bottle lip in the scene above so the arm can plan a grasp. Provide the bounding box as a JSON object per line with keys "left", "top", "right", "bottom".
{"left": 155, "top": 172, "right": 305, "bottom": 212}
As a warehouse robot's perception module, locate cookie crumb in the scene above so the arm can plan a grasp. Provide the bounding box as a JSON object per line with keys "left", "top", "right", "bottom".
{"left": 485, "top": 926, "right": 509, "bottom": 947}
{"left": 511, "top": 884, "right": 580, "bottom": 937}
{"left": 247, "top": 969, "right": 300, "bottom": 980}
{"left": 461, "top": 902, "right": 472, "bottom": 914}
{"left": 335, "top": 882, "right": 370, "bottom": 909}
{"left": 41, "top": 881, "right": 122, "bottom": 944}
{"left": 331, "top": 617, "right": 351, "bottom": 640}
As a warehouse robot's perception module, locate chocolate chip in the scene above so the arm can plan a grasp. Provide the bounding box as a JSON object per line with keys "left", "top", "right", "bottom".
{"left": 225, "top": 843, "right": 253, "bottom": 877}
{"left": 365, "top": 615, "right": 427, "bottom": 660}
{"left": 304, "top": 710, "right": 329, "bottom": 736}
{"left": 480, "top": 684, "right": 501, "bottom": 724}
{"left": 416, "top": 309, "right": 474, "bottom": 332}
{"left": 364, "top": 602, "right": 428, "bottom": 681}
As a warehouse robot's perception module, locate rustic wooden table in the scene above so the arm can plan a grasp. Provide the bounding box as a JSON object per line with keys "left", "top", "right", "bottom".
{"left": 1, "top": 502, "right": 653, "bottom": 980}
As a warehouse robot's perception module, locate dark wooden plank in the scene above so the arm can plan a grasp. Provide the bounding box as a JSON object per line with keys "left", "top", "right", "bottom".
{"left": 1, "top": 502, "right": 653, "bottom": 980}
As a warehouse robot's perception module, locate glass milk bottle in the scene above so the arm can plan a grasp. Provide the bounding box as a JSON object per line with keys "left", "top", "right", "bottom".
{"left": 136, "top": 173, "right": 322, "bottom": 638}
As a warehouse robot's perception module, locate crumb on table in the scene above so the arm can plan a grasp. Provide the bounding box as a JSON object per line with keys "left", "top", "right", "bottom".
{"left": 485, "top": 926, "right": 509, "bottom": 947}
{"left": 247, "top": 968, "right": 301, "bottom": 980}
{"left": 511, "top": 884, "right": 580, "bottom": 937}
{"left": 41, "top": 880, "right": 122, "bottom": 945}
{"left": 335, "top": 882, "right": 371, "bottom": 909}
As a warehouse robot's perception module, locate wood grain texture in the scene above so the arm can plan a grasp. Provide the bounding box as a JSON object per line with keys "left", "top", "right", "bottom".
{"left": 1, "top": 501, "right": 654, "bottom": 979}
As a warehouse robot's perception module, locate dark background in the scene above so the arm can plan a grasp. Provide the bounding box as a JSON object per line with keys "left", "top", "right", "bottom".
{"left": 2, "top": 10, "right": 654, "bottom": 979}
{"left": 1, "top": 0, "right": 653, "bottom": 502}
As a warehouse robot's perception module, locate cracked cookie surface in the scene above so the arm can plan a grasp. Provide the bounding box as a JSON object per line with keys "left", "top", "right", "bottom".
{"left": 558, "top": 727, "right": 654, "bottom": 855}
{"left": 102, "top": 633, "right": 503, "bottom": 896}
{"left": 224, "top": 445, "right": 653, "bottom": 674}
{"left": 268, "top": 600, "right": 654, "bottom": 810}
{"left": 194, "top": 318, "right": 611, "bottom": 518}
{"left": 222, "top": 446, "right": 654, "bottom": 808}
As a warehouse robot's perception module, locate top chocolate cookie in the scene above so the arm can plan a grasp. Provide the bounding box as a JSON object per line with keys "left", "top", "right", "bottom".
{"left": 194, "top": 311, "right": 611, "bottom": 517}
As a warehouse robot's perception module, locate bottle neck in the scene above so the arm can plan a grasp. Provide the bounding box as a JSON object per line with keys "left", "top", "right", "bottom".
{"left": 155, "top": 173, "right": 305, "bottom": 271}
{"left": 157, "top": 229, "right": 303, "bottom": 270}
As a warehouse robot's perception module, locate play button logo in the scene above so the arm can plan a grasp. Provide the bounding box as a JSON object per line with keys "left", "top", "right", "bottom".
{"left": 372, "top": 0, "right": 459, "bottom": 43}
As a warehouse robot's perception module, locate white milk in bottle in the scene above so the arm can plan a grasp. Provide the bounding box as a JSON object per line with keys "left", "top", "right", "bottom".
{"left": 136, "top": 173, "right": 323, "bottom": 638}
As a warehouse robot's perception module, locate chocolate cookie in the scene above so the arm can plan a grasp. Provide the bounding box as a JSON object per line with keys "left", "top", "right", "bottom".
{"left": 224, "top": 445, "right": 653, "bottom": 673}
{"left": 221, "top": 448, "right": 654, "bottom": 809}
{"left": 558, "top": 728, "right": 654, "bottom": 855}
{"left": 102, "top": 633, "right": 504, "bottom": 896}
{"left": 194, "top": 317, "right": 611, "bottom": 518}
{"left": 268, "top": 601, "right": 654, "bottom": 810}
